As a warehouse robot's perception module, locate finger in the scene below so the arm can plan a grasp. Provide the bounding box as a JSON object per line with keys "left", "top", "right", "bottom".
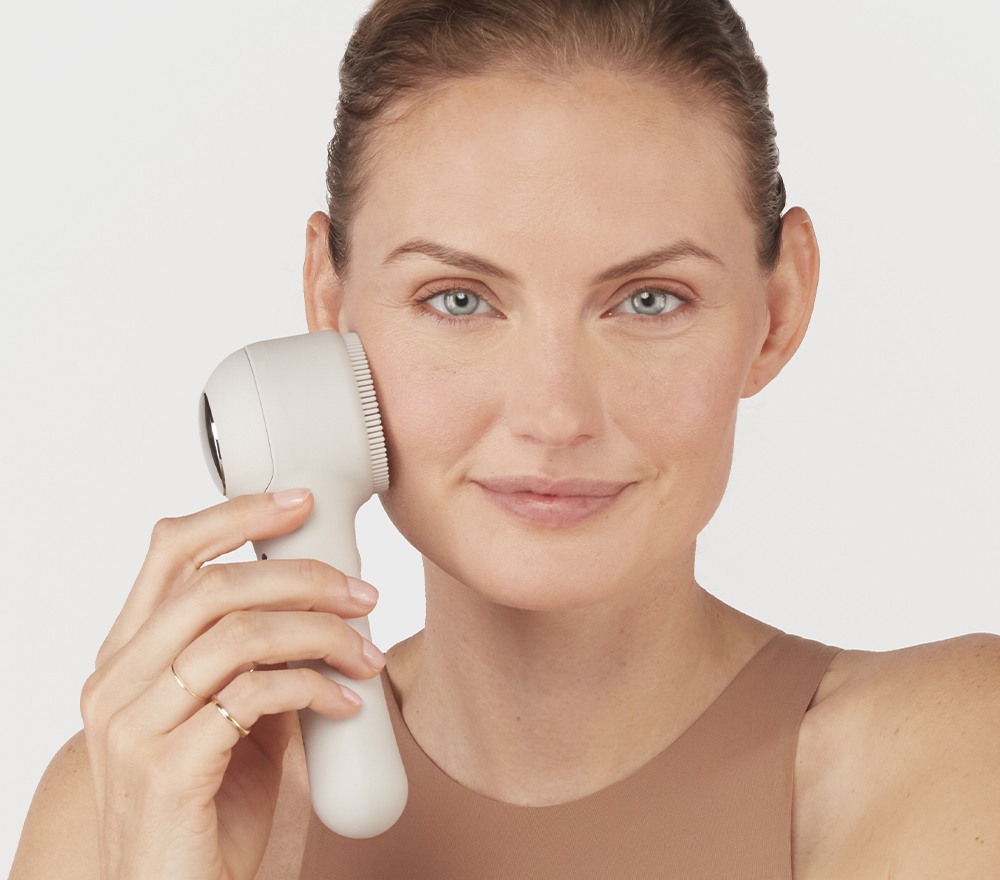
{"left": 124, "top": 668, "right": 358, "bottom": 826}
{"left": 99, "top": 490, "right": 315, "bottom": 664}
{"left": 177, "top": 667, "right": 362, "bottom": 755}
{"left": 124, "top": 613, "right": 384, "bottom": 736}
{"left": 93, "top": 558, "right": 379, "bottom": 705}
{"left": 179, "top": 609, "right": 386, "bottom": 695}
{"left": 151, "top": 490, "right": 317, "bottom": 582}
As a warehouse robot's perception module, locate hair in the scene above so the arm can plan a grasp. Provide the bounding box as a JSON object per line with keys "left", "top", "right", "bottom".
{"left": 327, "top": 0, "right": 786, "bottom": 276}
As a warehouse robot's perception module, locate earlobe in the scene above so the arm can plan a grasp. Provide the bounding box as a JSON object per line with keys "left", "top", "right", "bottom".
{"left": 304, "top": 211, "right": 349, "bottom": 333}
{"left": 741, "top": 207, "right": 820, "bottom": 398}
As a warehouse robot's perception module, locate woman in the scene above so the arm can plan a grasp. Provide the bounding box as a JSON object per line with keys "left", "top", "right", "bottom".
{"left": 11, "top": 0, "right": 999, "bottom": 877}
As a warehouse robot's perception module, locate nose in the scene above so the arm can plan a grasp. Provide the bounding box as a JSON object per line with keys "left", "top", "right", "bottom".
{"left": 503, "top": 326, "right": 604, "bottom": 448}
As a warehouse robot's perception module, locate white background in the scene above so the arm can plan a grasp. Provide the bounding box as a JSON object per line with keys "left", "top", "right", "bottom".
{"left": 3, "top": 1, "right": 998, "bottom": 872}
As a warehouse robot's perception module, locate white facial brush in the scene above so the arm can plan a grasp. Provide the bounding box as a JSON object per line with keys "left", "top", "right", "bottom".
{"left": 199, "top": 330, "right": 407, "bottom": 838}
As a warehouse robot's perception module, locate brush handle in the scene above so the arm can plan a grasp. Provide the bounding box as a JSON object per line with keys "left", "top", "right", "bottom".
{"left": 203, "top": 330, "right": 406, "bottom": 837}
{"left": 254, "top": 492, "right": 408, "bottom": 839}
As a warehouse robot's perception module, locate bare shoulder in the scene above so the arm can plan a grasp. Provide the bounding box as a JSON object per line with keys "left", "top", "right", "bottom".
{"left": 794, "top": 634, "right": 1000, "bottom": 880}
{"left": 10, "top": 730, "right": 99, "bottom": 879}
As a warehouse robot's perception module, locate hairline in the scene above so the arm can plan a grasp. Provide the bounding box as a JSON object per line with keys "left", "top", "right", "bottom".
{"left": 332, "top": 60, "right": 760, "bottom": 283}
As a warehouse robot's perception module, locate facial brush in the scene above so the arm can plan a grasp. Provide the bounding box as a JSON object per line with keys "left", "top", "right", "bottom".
{"left": 199, "top": 330, "right": 407, "bottom": 838}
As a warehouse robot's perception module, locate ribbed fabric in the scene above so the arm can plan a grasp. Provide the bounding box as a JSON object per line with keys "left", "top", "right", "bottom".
{"left": 298, "top": 633, "right": 840, "bottom": 879}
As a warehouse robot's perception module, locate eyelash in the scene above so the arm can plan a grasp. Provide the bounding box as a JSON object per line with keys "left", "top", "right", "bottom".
{"left": 416, "top": 282, "right": 692, "bottom": 325}
{"left": 418, "top": 283, "right": 499, "bottom": 324}
{"left": 608, "top": 285, "right": 689, "bottom": 320}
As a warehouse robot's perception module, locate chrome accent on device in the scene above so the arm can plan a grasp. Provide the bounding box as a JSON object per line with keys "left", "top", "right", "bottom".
{"left": 201, "top": 392, "right": 226, "bottom": 494}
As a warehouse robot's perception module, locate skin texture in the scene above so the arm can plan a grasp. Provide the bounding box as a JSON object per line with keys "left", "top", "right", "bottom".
{"left": 305, "top": 69, "right": 814, "bottom": 805}
{"left": 11, "top": 69, "right": 1000, "bottom": 880}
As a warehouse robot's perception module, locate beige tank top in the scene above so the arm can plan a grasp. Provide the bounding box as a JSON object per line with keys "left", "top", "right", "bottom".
{"left": 298, "top": 632, "right": 839, "bottom": 879}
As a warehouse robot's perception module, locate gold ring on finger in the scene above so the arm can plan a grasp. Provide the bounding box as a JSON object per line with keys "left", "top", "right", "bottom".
{"left": 170, "top": 660, "right": 209, "bottom": 702}
{"left": 211, "top": 697, "right": 251, "bottom": 738}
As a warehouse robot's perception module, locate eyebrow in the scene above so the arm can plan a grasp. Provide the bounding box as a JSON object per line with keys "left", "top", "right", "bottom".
{"left": 382, "top": 237, "right": 724, "bottom": 286}
{"left": 383, "top": 239, "right": 519, "bottom": 283}
{"left": 592, "top": 241, "right": 724, "bottom": 284}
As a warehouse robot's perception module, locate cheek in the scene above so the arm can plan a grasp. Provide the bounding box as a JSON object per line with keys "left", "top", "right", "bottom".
{"left": 621, "top": 336, "right": 743, "bottom": 458}
{"left": 364, "top": 334, "right": 498, "bottom": 510}
{"left": 657, "top": 295, "right": 766, "bottom": 455}
{"left": 669, "top": 365, "right": 740, "bottom": 490}
{"left": 621, "top": 338, "right": 747, "bottom": 537}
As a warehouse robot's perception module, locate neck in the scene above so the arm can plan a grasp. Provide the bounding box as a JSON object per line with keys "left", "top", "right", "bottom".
{"left": 385, "top": 548, "right": 777, "bottom": 807}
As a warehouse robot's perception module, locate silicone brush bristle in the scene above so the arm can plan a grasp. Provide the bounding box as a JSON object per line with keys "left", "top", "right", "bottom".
{"left": 343, "top": 333, "right": 390, "bottom": 493}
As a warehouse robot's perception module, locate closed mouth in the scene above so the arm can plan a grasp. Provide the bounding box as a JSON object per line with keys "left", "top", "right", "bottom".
{"left": 472, "top": 475, "right": 632, "bottom": 526}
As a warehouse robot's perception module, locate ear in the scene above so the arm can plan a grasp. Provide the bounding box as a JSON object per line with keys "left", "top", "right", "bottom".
{"left": 304, "top": 211, "right": 349, "bottom": 332}
{"left": 741, "top": 206, "right": 820, "bottom": 398}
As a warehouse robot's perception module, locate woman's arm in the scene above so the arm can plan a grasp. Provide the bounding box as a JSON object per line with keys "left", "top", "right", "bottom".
{"left": 10, "top": 732, "right": 98, "bottom": 880}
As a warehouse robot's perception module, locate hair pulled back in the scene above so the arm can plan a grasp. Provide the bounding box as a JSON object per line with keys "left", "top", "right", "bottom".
{"left": 328, "top": 0, "right": 786, "bottom": 275}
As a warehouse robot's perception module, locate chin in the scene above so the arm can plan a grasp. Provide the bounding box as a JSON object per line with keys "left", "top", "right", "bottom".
{"left": 435, "top": 553, "right": 630, "bottom": 612}
{"left": 381, "top": 468, "right": 713, "bottom": 610}
{"left": 431, "top": 523, "right": 696, "bottom": 614}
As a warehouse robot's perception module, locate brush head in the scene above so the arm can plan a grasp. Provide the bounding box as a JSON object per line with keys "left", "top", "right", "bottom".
{"left": 342, "top": 332, "right": 390, "bottom": 494}
{"left": 200, "top": 331, "right": 389, "bottom": 500}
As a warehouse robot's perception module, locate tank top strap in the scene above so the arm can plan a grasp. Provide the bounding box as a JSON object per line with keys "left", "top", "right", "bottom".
{"left": 626, "top": 632, "right": 842, "bottom": 877}
{"left": 298, "top": 632, "right": 840, "bottom": 879}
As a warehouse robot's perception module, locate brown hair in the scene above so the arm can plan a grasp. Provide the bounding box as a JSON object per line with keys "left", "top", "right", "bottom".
{"left": 327, "top": 0, "right": 786, "bottom": 275}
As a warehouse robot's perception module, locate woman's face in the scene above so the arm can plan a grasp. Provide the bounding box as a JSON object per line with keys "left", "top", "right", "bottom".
{"left": 310, "top": 70, "right": 787, "bottom": 611}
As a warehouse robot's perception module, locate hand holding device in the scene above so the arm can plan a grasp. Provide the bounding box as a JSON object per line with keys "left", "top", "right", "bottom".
{"left": 200, "top": 330, "right": 408, "bottom": 838}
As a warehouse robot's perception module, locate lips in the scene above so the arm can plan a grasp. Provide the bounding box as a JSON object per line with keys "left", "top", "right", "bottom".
{"left": 473, "top": 475, "right": 632, "bottom": 527}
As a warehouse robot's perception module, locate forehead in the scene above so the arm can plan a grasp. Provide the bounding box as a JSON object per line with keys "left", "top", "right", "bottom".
{"left": 350, "top": 70, "right": 755, "bottom": 275}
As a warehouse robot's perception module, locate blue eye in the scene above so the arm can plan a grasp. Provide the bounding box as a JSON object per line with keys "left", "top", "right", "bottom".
{"left": 615, "top": 289, "right": 683, "bottom": 316}
{"left": 424, "top": 289, "right": 493, "bottom": 317}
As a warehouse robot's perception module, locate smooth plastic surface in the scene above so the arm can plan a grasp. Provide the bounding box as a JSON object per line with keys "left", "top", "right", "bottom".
{"left": 201, "top": 330, "right": 407, "bottom": 838}
{"left": 199, "top": 348, "right": 273, "bottom": 497}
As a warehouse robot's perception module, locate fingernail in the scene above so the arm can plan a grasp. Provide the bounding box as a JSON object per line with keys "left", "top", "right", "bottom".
{"left": 340, "top": 684, "right": 363, "bottom": 706}
{"left": 273, "top": 488, "right": 312, "bottom": 509}
{"left": 347, "top": 577, "right": 379, "bottom": 606}
{"left": 362, "top": 638, "right": 386, "bottom": 671}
